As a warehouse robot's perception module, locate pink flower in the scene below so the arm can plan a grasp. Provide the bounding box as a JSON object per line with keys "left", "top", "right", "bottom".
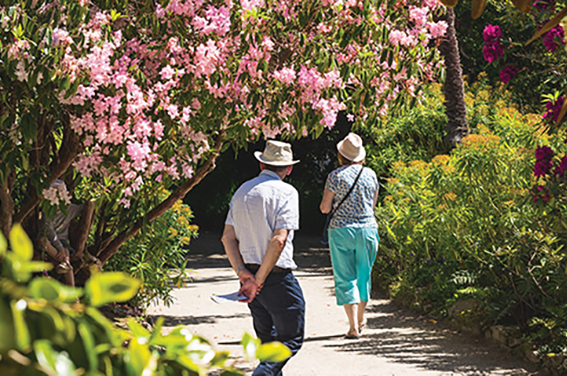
{"left": 160, "top": 65, "right": 176, "bottom": 80}
{"left": 427, "top": 21, "right": 448, "bottom": 38}
{"left": 273, "top": 67, "right": 296, "bottom": 85}
{"left": 389, "top": 30, "right": 406, "bottom": 46}
{"left": 409, "top": 6, "right": 429, "bottom": 28}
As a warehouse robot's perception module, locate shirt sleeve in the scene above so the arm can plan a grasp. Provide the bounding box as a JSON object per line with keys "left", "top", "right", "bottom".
{"left": 225, "top": 198, "right": 234, "bottom": 226}
{"left": 324, "top": 171, "right": 337, "bottom": 193}
{"left": 274, "top": 189, "right": 299, "bottom": 230}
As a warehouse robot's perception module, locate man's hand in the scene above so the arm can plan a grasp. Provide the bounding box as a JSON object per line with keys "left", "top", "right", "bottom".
{"left": 238, "top": 279, "right": 262, "bottom": 303}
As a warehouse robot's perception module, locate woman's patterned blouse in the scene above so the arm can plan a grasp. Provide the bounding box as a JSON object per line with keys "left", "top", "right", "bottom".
{"left": 324, "top": 165, "right": 378, "bottom": 230}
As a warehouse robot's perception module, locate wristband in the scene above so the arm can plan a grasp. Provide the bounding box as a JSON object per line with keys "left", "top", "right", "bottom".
{"left": 235, "top": 266, "right": 246, "bottom": 275}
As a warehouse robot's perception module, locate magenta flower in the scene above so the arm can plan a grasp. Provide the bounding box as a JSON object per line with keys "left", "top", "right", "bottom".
{"left": 499, "top": 65, "right": 517, "bottom": 83}
{"left": 483, "top": 41, "right": 503, "bottom": 63}
{"left": 483, "top": 25, "right": 502, "bottom": 42}
{"left": 543, "top": 25, "right": 566, "bottom": 52}
{"left": 554, "top": 155, "right": 567, "bottom": 176}
{"left": 542, "top": 96, "right": 565, "bottom": 123}
{"left": 533, "top": 146, "right": 554, "bottom": 177}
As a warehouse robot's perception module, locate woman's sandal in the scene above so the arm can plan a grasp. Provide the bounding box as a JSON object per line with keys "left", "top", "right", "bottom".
{"left": 345, "top": 331, "right": 360, "bottom": 339}
{"left": 358, "top": 319, "right": 367, "bottom": 333}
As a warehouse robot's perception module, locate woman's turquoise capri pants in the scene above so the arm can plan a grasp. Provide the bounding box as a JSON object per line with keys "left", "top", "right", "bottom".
{"left": 328, "top": 226, "right": 379, "bottom": 306}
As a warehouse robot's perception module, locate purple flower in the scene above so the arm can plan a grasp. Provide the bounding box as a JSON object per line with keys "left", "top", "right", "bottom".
{"left": 483, "top": 41, "right": 503, "bottom": 63}
{"left": 533, "top": 146, "right": 554, "bottom": 177}
{"left": 483, "top": 25, "right": 502, "bottom": 42}
{"left": 543, "top": 25, "right": 566, "bottom": 52}
{"left": 499, "top": 65, "right": 517, "bottom": 83}
{"left": 554, "top": 155, "right": 567, "bottom": 176}
{"left": 542, "top": 96, "right": 565, "bottom": 123}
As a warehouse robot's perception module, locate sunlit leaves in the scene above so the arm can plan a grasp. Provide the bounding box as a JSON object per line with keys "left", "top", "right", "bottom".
{"left": 471, "top": 0, "right": 487, "bottom": 20}
{"left": 510, "top": 0, "right": 532, "bottom": 13}
{"left": 85, "top": 272, "right": 141, "bottom": 307}
{"left": 255, "top": 342, "right": 292, "bottom": 362}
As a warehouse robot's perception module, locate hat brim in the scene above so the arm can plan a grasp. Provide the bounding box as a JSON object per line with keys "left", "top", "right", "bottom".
{"left": 337, "top": 140, "right": 366, "bottom": 162}
{"left": 254, "top": 151, "right": 300, "bottom": 166}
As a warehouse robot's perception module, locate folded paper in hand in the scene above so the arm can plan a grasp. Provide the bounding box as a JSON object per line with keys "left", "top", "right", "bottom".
{"left": 210, "top": 292, "right": 248, "bottom": 304}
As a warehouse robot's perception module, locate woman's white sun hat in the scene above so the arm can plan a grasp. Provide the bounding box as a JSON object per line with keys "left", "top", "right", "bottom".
{"left": 337, "top": 133, "right": 366, "bottom": 162}
{"left": 254, "top": 140, "right": 300, "bottom": 166}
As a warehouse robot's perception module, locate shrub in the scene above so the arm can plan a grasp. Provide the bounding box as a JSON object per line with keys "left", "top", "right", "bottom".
{"left": 104, "top": 191, "right": 198, "bottom": 309}
{"left": 0, "top": 225, "right": 290, "bottom": 375}
{"left": 374, "top": 105, "right": 567, "bottom": 356}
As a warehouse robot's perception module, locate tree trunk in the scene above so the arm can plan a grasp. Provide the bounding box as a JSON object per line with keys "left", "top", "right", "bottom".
{"left": 0, "top": 177, "right": 14, "bottom": 239}
{"left": 436, "top": 7, "right": 469, "bottom": 146}
{"left": 96, "top": 138, "right": 224, "bottom": 264}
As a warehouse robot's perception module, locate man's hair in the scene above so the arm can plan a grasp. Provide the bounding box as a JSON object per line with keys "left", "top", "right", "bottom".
{"left": 263, "top": 164, "right": 290, "bottom": 173}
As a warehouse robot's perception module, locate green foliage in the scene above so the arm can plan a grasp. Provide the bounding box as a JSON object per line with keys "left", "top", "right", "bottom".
{"left": 373, "top": 89, "right": 567, "bottom": 355}
{"left": 362, "top": 84, "right": 448, "bottom": 178}
{"left": 105, "top": 190, "right": 198, "bottom": 308}
{"left": 0, "top": 227, "right": 290, "bottom": 375}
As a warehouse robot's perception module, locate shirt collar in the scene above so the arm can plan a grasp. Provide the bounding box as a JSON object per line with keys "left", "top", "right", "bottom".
{"left": 260, "top": 169, "right": 282, "bottom": 180}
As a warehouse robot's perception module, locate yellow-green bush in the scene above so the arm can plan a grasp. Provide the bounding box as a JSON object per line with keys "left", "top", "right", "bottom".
{"left": 374, "top": 90, "right": 567, "bottom": 357}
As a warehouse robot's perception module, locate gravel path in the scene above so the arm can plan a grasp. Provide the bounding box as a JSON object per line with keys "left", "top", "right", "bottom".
{"left": 146, "top": 231, "right": 539, "bottom": 376}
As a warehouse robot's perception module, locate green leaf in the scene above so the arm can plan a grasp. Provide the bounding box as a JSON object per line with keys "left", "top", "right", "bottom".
{"left": 11, "top": 299, "right": 30, "bottom": 351}
{"left": 0, "top": 298, "right": 16, "bottom": 352}
{"left": 28, "top": 277, "right": 83, "bottom": 303}
{"left": 78, "top": 321, "right": 98, "bottom": 370}
{"left": 211, "top": 350, "right": 230, "bottom": 367}
{"left": 127, "top": 318, "right": 151, "bottom": 341}
{"left": 85, "top": 272, "right": 141, "bottom": 307}
{"left": 34, "top": 339, "right": 76, "bottom": 375}
{"left": 9, "top": 224, "right": 33, "bottom": 261}
{"left": 241, "top": 332, "right": 260, "bottom": 359}
{"left": 255, "top": 342, "right": 291, "bottom": 363}
{"left": 127, "top": 337, "right": 152, "bottom": 376}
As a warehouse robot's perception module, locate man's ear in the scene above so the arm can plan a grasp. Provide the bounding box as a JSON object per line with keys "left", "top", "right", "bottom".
{"left": 286, "top": 165, "right": 294, "bottom": 176}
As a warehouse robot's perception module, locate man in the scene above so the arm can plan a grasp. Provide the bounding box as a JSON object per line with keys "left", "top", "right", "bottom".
{"left": 221, "top": 140, "right": 305, "bottom": 376}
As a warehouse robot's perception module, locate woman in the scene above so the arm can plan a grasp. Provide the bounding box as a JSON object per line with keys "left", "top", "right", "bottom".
{"left": 320, "top": 133, "right": 379, "bottom": 339}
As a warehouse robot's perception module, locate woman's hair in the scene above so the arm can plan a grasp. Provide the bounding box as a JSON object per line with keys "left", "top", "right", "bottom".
{"left": 338, "top": 152, "right": 352, "bottom": 166}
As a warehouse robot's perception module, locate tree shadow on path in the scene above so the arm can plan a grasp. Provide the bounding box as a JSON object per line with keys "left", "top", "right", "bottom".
{"left": 325, "top": 298, "right": 538, "bottom": 375}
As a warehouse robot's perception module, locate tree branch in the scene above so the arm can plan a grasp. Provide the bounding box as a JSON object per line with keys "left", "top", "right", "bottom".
{"left": 97, "top": 138, "right": 224, "bottom": 264}
{"left": 13, "top": 114, "right": 82, "bottom": 225}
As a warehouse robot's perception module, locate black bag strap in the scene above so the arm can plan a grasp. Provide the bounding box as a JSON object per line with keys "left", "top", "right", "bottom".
{"left": 329, "top": 166, "right": 364, "bottom": 219}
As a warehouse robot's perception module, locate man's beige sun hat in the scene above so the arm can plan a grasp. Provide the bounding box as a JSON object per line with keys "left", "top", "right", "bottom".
{"left": 254, "top": 140, "right": 300, "bottom": 166}
{"left": 337, "top": 133, "right": 366, "bottom": 162}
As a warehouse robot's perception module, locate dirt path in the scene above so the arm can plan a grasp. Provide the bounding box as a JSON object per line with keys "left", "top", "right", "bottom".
{"left": 147, "top": 231, "right": 539, "bottom": 376}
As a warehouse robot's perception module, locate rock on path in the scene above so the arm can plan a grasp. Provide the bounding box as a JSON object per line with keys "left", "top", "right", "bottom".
{"left": 147, "top": 232, "right": 538, "bottom": 376}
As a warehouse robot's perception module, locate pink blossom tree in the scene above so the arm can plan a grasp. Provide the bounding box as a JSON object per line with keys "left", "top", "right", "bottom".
{"left": 0, "top": 0, "right": 449, "bottom": 271}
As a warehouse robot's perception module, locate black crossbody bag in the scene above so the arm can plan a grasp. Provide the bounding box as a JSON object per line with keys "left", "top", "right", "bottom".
{"left": 321, "top": 166, "right": 364, "bottom": 245}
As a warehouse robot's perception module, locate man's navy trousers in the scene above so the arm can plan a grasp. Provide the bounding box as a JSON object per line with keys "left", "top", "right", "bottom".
{"left": 247, "top": 268, "right": 305, "bottom": 376}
